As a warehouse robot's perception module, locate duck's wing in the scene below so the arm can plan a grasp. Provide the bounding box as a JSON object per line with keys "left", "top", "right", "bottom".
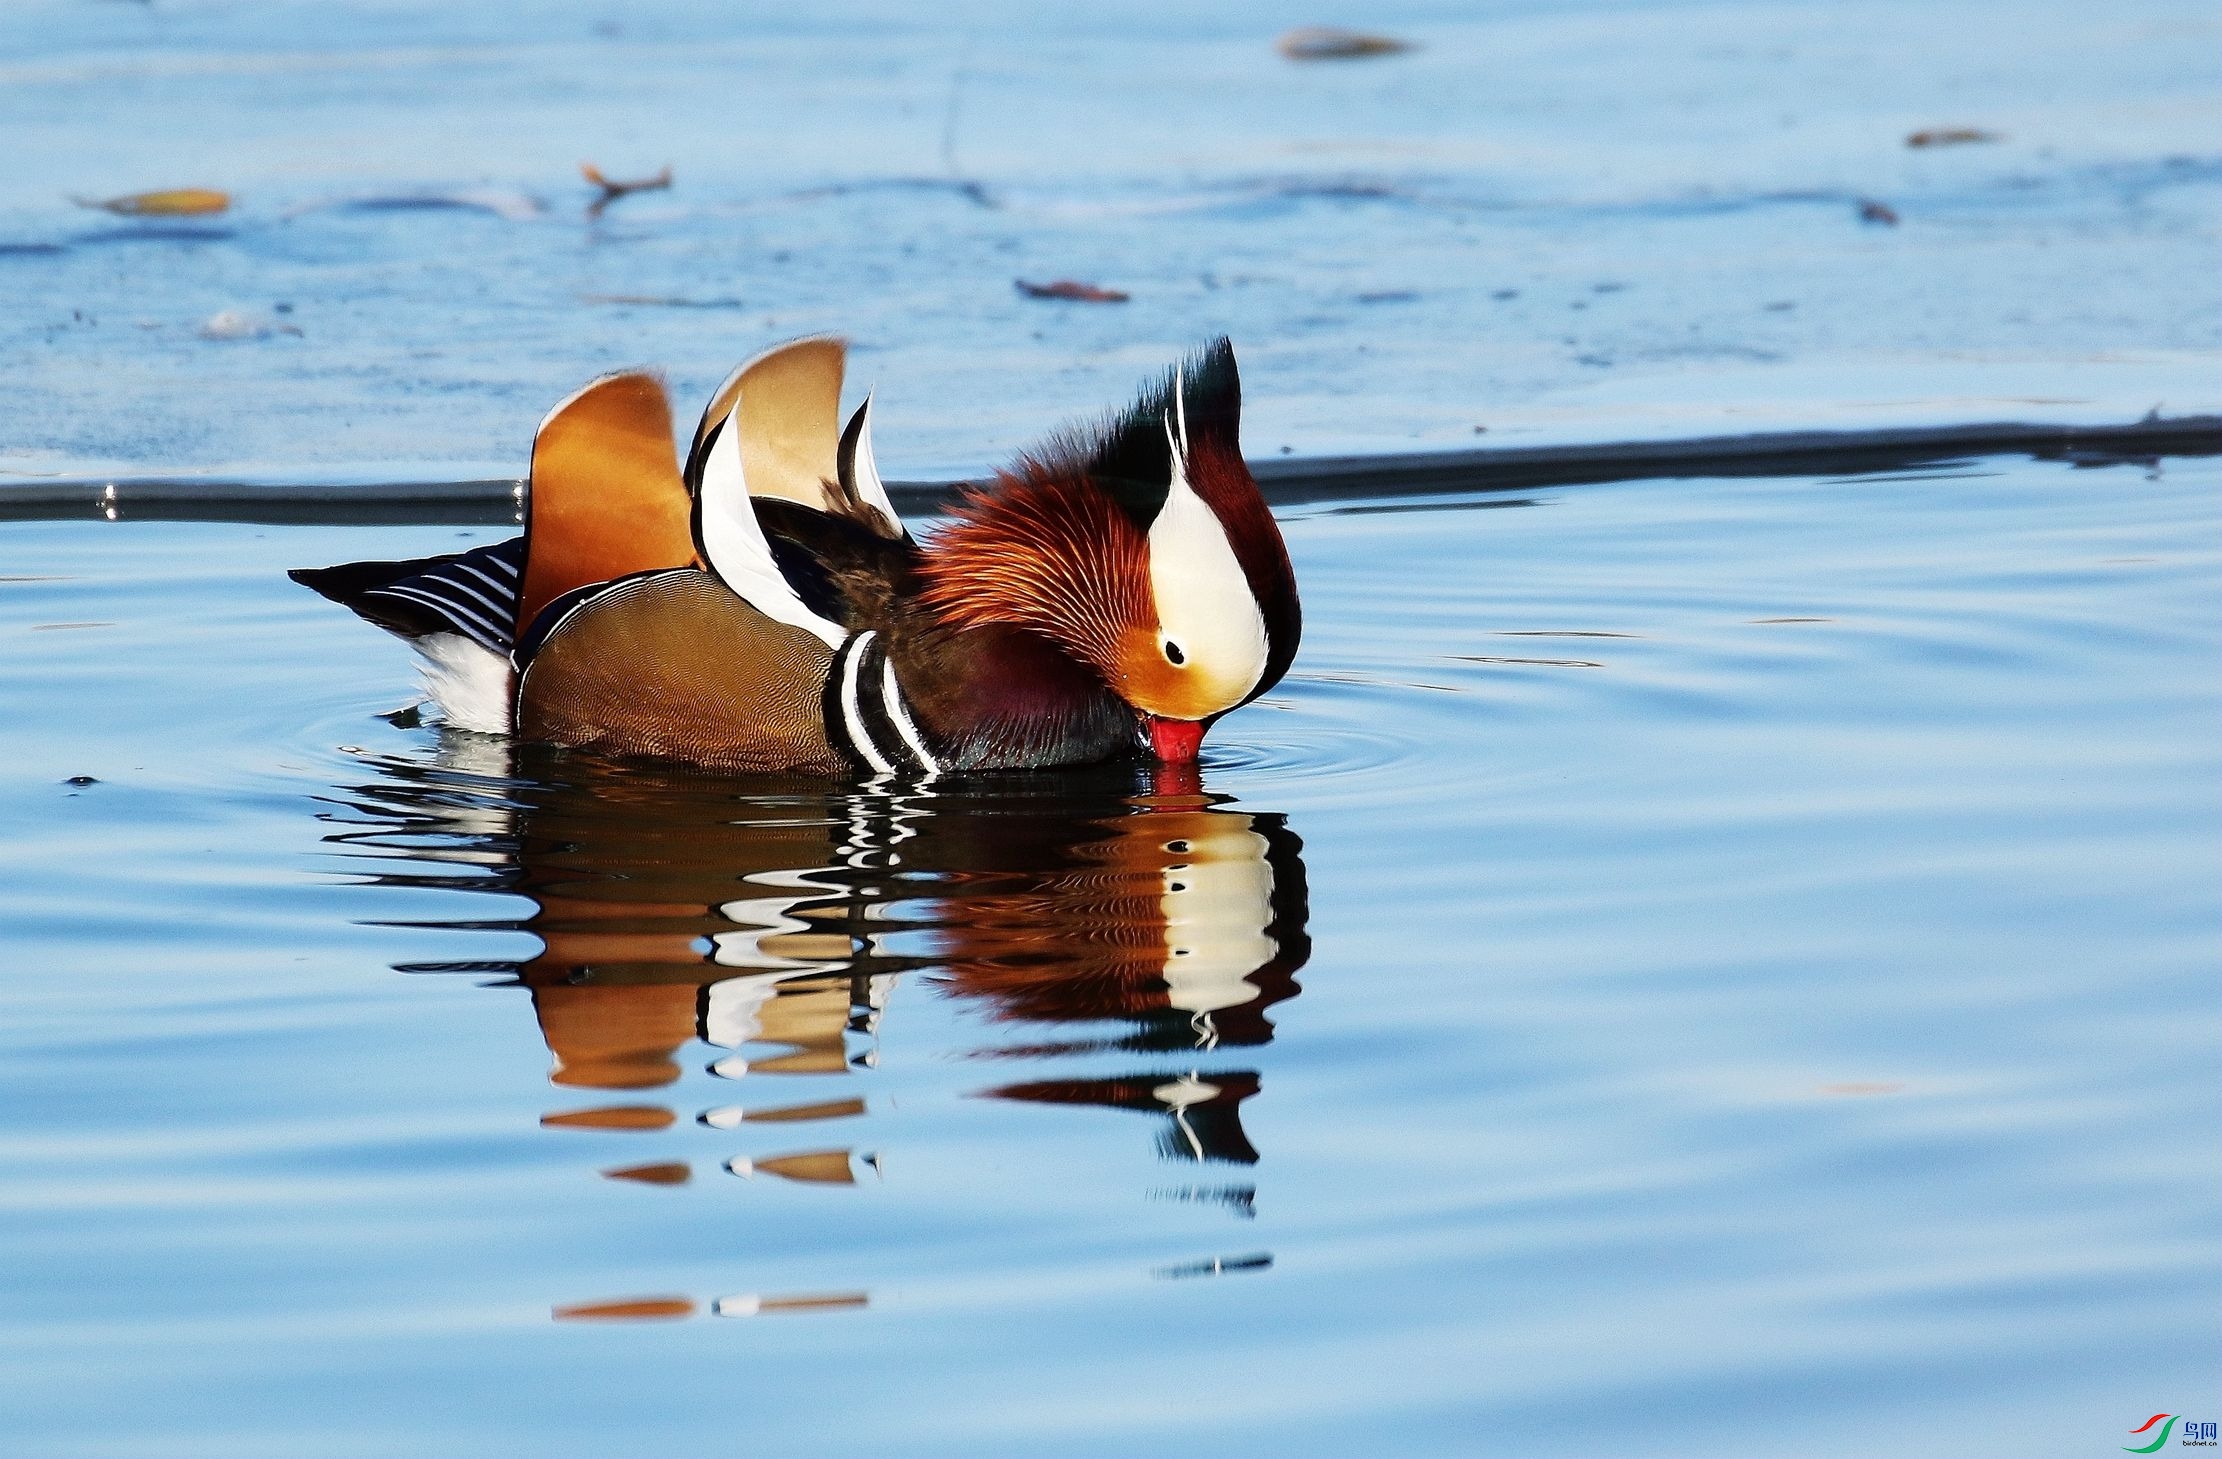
{"left": 684, "top": 336, "right": 906, "bottom": 540}
{"left": 513, "top": 386, "right": 932, "bottom": 775}
{"left": 517, "top": 369, "right": 696, "bottom": 636}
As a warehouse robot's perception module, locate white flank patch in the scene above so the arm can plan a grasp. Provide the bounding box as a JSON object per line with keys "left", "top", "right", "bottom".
{"left": 412, "top": 632, "right": 513, "bottom": 733}
{"left": 1147, "top": 414, "right": 1268, "bottom": 710}
{"left": 698, "top": 398, "right": 848, "bottom": 648}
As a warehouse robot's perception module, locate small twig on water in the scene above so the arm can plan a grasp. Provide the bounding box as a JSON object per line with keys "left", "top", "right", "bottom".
{"left": 581, "top": 163, "right": 672, "bottom": 216}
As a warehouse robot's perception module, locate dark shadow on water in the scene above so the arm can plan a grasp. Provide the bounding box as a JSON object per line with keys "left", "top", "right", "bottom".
{"left": 316, "top": 742, "right": 1311, "bottom": 1195}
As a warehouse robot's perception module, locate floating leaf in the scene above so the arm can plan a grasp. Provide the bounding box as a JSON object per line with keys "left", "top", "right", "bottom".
{"left": 1278, "top": 26, "right": 1414, "bottom": 60}
{"left": 72, "top": 188, "right": 230, "bottom": 217}
{"left": 581, "top": 162, "right": 672, "bottom": 215}
{"left": 1906, "top": 127, "right": 2000, "bottom": 148}
{"left": 1015, "top": 278, "right": 1129, "bottom": 303}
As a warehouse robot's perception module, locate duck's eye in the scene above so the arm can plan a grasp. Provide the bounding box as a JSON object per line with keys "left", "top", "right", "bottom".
{"left": 1163, "top": 640, "right": 1187, "bottom": 666}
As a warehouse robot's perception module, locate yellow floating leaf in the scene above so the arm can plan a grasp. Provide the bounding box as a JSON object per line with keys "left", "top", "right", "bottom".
{"left": 73, "top": 188, "right": 231, "bottom": 217}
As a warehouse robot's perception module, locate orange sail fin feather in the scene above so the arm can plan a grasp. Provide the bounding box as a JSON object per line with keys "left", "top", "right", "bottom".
{"left": 517, "top": 370, "right": 695, "bottom": 636}
{"left": 684, "top": 336, "right": 847, "bottom": 511}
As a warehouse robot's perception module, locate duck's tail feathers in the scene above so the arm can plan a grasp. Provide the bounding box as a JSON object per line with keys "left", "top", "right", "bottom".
{"left": 411, "top": 632, "right": 515, "bottom": 734}
{"left": 289, "top": 536, "right": 526, "bottom": 655}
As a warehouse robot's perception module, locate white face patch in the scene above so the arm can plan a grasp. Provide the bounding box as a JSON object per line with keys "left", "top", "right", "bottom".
{"left": 1146, "top": 407, "right": 1269, "bottom": 716}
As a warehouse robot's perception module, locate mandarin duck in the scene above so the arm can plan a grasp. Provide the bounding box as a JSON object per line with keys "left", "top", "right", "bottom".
{"left": 295, "top": 336, "right": 1299, "bottom": 773}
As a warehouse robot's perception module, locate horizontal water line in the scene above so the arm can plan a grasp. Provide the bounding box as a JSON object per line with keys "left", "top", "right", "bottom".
{"left": 3, "top": 413, "right": 2216, "bottom": 525}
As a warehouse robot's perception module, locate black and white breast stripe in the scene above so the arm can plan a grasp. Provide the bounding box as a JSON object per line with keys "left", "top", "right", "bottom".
{"left": 360, "top": 537, "right": 525, "bottom": 654}
{"left": 823, "top": 631, "right": 941, "bottom": 777}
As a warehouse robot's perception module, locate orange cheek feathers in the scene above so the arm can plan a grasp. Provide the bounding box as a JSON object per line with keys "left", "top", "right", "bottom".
{"left": 1110, "top": 631, "right": 1226, "bottom": 721}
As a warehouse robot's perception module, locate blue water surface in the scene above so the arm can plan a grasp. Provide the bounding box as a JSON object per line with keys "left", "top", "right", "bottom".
{"left": 1, "top": 450, "right": 2217, "bottom": 1457}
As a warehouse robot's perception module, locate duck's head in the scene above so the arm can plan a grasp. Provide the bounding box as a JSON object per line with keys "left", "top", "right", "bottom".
{"left": 920, "top": 339, "right": 1300, "bottom": 762}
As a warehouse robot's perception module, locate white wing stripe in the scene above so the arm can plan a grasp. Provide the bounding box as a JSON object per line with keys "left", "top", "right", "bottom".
{"left": 369, "top": 583, "right": 508, "bottom": 645}
{"left": 838, "top": 633, "right": 895, "bottom": 776}
{"left": 879, "top": 656, "right": 940, "bottom": 775}
{"left": 453, "top": 561, "right": 517, "bottom": 597}
{"left": 696, "top": 401, "right": 848, "bottom": 650}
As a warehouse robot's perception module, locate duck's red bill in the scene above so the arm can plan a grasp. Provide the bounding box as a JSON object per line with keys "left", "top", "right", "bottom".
{"left": 1146, "top": 715, "right": 1206, "bottom": 764}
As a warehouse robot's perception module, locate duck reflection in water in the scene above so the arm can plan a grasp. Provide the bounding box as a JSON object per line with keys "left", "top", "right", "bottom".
{"left": 323, "top": 746, "right": 1310, "bottom": 1182}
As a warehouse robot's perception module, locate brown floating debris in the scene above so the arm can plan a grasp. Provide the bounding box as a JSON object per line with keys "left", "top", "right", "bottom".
{"left": 1857, "top": 198, "right": 1900, "bottom": 225}
{"left": 552, "top": 1296, "right": 695, "bottom": 1322}
{"left": 1278, "top": 26, "right": 1414, "bottom": 60}
{"left": 581, "top": 162, "right": 672, "bottom": 215}
{"left": 1906, "top": 127, "right": 2000, "bottom": 148}
{"left": 1015, "top": 278, "right": 1129, "bottom": 303}
{"left": 72, "top": 188, "right": 230, "bottom": 217}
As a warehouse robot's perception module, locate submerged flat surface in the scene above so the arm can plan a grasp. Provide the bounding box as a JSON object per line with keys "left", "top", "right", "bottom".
{"left": 2, "top": 452, "right": 2219, "bottom": 1456}
{"left": 2, "top": 0, "right": 2218, "bottom": 482}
